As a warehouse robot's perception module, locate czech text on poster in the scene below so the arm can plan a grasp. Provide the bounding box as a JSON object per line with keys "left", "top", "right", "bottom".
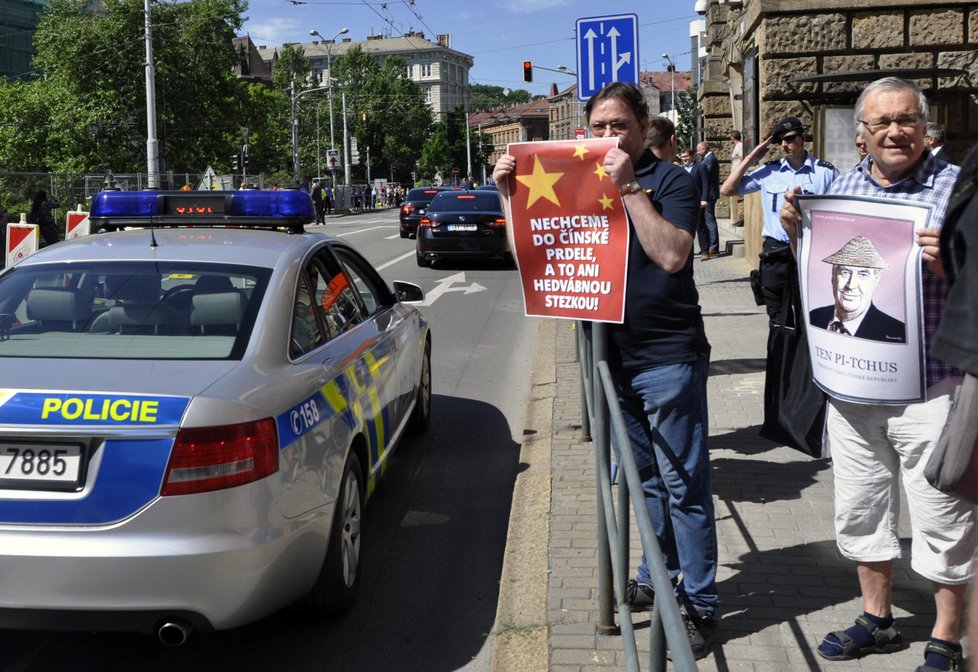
{"left": 796, "top": 195, "right": 931, "bottom": 404}
{"left": 502, "top": 139, "right": 629, "bottom": 323}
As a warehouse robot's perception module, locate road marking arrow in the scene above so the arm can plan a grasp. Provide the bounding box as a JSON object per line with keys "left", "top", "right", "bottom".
{"left": 418, "top": 271, "right": 487, "bottom": 306}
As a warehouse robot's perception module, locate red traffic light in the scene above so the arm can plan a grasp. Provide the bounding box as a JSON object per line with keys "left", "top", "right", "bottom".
{"left": 522, "top": 61, "right": 533, "bottom": 83}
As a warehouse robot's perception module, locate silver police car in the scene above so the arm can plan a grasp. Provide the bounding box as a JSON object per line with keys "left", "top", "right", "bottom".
{"left": 0, "top": 190, "right": 431, "bottom": 644}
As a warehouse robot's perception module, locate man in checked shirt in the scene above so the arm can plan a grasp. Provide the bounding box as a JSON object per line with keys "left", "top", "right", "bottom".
{"left": 782, "top": 77, "right": 975, "bottom": 672}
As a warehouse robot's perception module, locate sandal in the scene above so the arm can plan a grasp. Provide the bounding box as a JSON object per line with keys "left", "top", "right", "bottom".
{"left": 817, "top": 615, "right": 903, "bottom": 661}
{"left": 914, "top": 640, "right": 963, "bottom": 671}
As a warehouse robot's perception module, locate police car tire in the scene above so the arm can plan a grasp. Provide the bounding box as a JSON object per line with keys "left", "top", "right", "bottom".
{"left": 408, "top": 341, "right": 431, "bottom": 434}
{"left": 301, "top": 451, "right": 364, "bottom": 617}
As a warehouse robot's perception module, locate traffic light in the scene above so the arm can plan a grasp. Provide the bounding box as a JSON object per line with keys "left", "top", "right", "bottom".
{"left": 522, "top": 61, "right": 532, "bottom": 83}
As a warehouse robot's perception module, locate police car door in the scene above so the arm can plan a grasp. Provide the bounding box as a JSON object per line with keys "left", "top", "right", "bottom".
{"left": 310, "top": 248, "right": 399, "bottom": 497}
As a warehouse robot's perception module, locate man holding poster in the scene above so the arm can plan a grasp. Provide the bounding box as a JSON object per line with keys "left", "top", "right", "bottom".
{"left": 782, "top": 77, "right": 975, "bottom": 672}
{"left": 494, "top": 82, "right": 717, "bottom": 659}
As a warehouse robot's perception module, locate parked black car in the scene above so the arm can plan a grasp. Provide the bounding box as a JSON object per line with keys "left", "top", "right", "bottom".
{"left": 415, "top": 190, "right": 512, "bottom": 267}
{"left": 399, "top": 187, "right": 451, "bottom": 239}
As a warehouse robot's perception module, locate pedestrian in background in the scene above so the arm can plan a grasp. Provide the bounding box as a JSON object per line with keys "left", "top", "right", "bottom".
{"left": 926, "top": 123, "right": 954, "bottom": 164}
{"left": 721, "top": 117, "right": 837, "bottom": 443}
{"left": 311, "top": 178, "right": 326, "bottom": 225}
{"left": 647, "top": 116, "right": 678, "bottom": 163}
{"left": 782, "top": 76, "right": 975, "bottom": 672}
{"left": 494, "top": 80, "right": 718, "bottom": 659}
{"left": 855, "top": 134, "right": 870, "bottom": 166}
{"left": 695, "top": 141, "right": 720, "bottom": 259}
{"left": 28, "top": 190, "right": 59, "bottom": 247}
{"left": 729, "top": 131, "right": 744, "bottom": 226}
{"left": 680, "top": 146, "right": 709, "bottom": 256}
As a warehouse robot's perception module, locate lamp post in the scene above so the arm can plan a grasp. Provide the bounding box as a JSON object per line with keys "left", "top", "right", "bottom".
{"left": 310, "top": 28, "right": 349, "bottom": 187}
{"left": 556, "top": 65, "right": 581, "bottom": 138}
{"left": 291, "top": 82, "right": 329, "bottom": 185}
{"left": 662, "top": 53, "right": 676, "bottom": 116}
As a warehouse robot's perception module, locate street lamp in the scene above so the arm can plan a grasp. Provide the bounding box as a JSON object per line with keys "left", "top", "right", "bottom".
{"left": 310, "top": 27, "right": 349, "bottom": 186}
{"left": 556, "top": 66, "right": 581, "bottom": 140}
{"left": 662, "top": 53, "right": 676, "bottom": 114}
{"left": 291, "top": 81, "right": 329, "bottom": 185}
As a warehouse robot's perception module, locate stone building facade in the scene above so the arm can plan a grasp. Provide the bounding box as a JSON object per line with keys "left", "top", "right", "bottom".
{"left": 469, "top": 99, "right": 550, "bottom": 175}
{"left": 699, "top": 0, "right": 978, "bottom": 262}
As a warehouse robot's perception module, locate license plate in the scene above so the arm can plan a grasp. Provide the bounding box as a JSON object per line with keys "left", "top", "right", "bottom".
{"left": 0, "top": 444, "right": 84, "bottom": 490}
{"left": 446, "top": 224, "right": 477, "bottom": 232}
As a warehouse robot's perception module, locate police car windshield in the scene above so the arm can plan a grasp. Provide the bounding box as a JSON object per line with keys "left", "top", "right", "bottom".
{"left": 0, "top": 262, "right": 270, "bottom": 360}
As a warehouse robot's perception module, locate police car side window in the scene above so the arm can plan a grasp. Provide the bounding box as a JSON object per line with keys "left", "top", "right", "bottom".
{"left": 335, "top": 251, "right": 386, "bottom": 315}
{"left": 291, "top": 272, "right": 326, "bottom": 358}
{"left": 309, "top": 252, "right": 365, "bottom": 336}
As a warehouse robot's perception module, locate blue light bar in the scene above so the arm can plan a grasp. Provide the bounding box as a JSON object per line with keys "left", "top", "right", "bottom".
{"left": 89, "top": 190, "right": 317, "bottom": 233}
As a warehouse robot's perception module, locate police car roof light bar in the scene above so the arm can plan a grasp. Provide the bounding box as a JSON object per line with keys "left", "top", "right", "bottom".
{"left": 89, "top": 191, "right": 317, "bottom": 234}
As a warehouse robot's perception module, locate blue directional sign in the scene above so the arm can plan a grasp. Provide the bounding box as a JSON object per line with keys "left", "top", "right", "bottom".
{"left": 576, "top": 14, "right": 640, "bottom": 101}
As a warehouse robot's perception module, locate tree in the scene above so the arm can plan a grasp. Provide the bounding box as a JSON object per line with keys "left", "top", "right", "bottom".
{"left": 14, "top": 0, "right": 249, "bottom": 174}
{"left": 469, "top": 84, "right": 532, "bottom": 112}
{"left": 331, "top": 46, "right": 432, "bottom": 183}
{"left": 675, "top": 85, "right": 699, "bottom": 151}
{"left": 416, "top": 107, "right": 471, "bottom": 183}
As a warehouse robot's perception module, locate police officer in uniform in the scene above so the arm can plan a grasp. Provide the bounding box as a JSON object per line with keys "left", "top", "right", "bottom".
{"left": 721, "top": 116, "right": 838, "bottom": 321}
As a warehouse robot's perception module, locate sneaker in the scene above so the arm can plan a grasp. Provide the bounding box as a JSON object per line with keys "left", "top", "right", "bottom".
{"left": 623, "top": 579, "right": 655, "bottom": 612}
{"left": 674, "top": 607, "right": 719, "bottom": 660}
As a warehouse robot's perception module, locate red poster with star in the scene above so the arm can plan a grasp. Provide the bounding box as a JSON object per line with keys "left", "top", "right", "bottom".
{"left": 503, "top": 138, "right": 629, "bottom": 323}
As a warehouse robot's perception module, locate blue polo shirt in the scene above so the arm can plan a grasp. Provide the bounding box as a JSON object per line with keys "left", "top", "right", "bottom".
{"left": 737, "top": 152, "right": 838, "bottom": 242}
{"left": 608, "top": 150, "right": 709, "bottom": 372}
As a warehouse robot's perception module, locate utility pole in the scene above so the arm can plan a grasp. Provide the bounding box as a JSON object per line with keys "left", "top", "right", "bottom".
{"left": 144, "top": 0, "right": 160, "bottom": 188}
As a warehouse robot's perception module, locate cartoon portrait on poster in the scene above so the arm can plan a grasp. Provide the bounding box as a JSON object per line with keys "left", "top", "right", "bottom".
{"left": 795, "top": 195, "right": 933, "bottom": 404}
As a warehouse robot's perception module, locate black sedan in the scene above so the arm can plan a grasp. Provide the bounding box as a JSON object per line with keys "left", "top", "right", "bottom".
{"left": 399, "top": 187, "right": 451, "bottom": 239}
{"left": 415, "top": 190, "right": 512, "bottom": 267}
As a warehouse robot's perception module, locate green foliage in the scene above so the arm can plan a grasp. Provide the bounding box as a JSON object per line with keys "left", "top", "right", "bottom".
{"left": 416, "top": 107, "right": 478, "bottom": 183}
{"left": 329, "top": 46, "right": 432, "bottom": 183}
{"left": 675, "top": 84, "right": 699, "bottom": 151}
{"left": 470, "top": 84, "right": 532, "bottom": 112}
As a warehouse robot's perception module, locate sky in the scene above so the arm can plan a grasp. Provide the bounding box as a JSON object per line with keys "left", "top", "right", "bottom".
{"left": 239, "top": 0, "right": 701, "bottom": 98}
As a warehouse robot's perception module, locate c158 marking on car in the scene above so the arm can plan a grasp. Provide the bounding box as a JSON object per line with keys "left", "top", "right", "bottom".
{"left": 0, "top": 391, "right": 189, "bottom": 426}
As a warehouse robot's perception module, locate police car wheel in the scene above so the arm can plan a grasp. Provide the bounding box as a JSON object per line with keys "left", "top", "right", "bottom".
{"left": 408, "top": 340, "right": 431, "bottom": 434}
{"left": 301, "top": 451, "right": 364, "bottom": 617}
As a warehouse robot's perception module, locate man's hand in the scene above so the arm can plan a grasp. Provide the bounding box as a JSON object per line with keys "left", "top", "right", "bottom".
{"left": 918, "top": 227, "right": 945, "bottom": 277}
{"left": 492, "top": 154, "right": 516, "bottom": 195}
{"left": 603, "top": 147, "right": 636, "bottom": 188}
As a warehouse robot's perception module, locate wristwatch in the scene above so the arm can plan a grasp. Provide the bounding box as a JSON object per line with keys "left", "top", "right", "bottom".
{"left": 620, "top": 181, "right": 643, "bottom": 196}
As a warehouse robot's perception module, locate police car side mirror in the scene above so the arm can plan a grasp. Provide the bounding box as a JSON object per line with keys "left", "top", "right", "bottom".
{"left": 393, "top": 281, "right": 424, "bottom": 303}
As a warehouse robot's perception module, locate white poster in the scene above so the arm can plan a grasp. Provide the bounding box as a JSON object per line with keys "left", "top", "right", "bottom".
{"left": 796, "top": 195, "right": 932, "bottom": 404}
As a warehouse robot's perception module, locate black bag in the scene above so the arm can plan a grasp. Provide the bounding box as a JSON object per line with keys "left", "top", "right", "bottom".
{"left": 749, "top": 269, "right": 765, "bottom": 306}
{"left": 924, "top": 374, "right": 978, "bottom": 503}
{"left": 759, "top": 267, "right": 826, "bottom": 457}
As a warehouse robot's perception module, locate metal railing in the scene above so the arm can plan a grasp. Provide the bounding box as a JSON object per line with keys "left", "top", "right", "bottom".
{"left": 577, "top": 321, "right": 699, "bottom": 671}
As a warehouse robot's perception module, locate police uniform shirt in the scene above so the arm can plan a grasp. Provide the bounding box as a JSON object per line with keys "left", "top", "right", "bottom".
{"left": 737, "top": 153, "right": 838, "bottom": 243}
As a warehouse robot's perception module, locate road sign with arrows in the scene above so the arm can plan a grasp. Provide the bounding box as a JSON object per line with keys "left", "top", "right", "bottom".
{"left": 575, "top": 14, "right": 640, "bottom": 101}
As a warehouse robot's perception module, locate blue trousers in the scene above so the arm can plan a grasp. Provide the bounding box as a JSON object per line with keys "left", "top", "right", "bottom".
{"left": 613, "top": 353, "right": 718, "bottom": 616}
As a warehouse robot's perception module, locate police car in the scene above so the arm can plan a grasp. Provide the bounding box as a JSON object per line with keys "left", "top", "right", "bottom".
{"left": 0, "top": 189, "right": 431, "bottom": 644}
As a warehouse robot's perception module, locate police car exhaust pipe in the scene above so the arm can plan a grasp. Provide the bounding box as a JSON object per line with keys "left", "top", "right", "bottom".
{"left": 157, "top": 619, "right": 194, "bottom": 647}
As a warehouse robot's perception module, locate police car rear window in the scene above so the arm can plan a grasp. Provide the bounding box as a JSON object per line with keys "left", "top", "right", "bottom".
{"left": 0, "top": 262, "right": 270, "bottom": 360}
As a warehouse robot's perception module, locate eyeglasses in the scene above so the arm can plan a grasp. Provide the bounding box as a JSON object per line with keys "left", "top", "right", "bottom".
{"left": 588, "top": 120, "right": 631, "bottom": 134}
{"left": 855, "top": 142, "right": 867, "bottom": 149}
{"left": 857, "top": 114, "right": 922, "bottom": 134}
{"left": 779, "top": 134, "right": 802, "bottom": 143}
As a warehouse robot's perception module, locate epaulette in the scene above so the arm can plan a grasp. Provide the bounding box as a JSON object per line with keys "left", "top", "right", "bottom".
{"left": 817, "top": 159, "right": 836, "bottom": 170}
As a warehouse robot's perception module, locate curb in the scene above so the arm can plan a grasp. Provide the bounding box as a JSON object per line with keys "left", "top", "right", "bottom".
{"left": 490, "top": 317, "right": 557, "bottom": 672}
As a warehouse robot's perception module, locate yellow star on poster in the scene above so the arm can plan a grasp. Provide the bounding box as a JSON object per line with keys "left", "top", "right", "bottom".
{"left": 593, "top": 162, "right": 609, "bottom": 181}
{"left": 573, "top": 144, "right": 589, "bottom": 160}
{"left": 516, "top": 155, "right": 564, "bottom": 208}
{"left": 598, "top": 193, "right": 616, "bottom": 210}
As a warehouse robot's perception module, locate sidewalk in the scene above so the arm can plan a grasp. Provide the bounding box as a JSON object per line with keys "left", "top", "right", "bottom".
{"left": 493, "top": 220, "right": 942, "bottom": 671}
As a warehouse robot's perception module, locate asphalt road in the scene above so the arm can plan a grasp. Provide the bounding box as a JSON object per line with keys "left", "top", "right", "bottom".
{"left": 0, "top": 209, "right": 539, "bottom": 672}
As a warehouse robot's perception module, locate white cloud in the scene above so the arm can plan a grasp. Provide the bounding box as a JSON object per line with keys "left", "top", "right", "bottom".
{"left": 243, "top": 16, "right": 303, "bottom": 47}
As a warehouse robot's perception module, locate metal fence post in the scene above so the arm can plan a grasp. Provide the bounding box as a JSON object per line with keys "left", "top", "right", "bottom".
{"left": 593, "top": 321, "right": 615, "bottom": 633}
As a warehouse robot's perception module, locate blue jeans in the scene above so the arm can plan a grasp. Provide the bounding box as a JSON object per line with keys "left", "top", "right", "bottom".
{"left": 613, "top": 354, "right": 718, "bottom": 616}
{"left": 703, "top": 199, "right": 719, "bottom": 252}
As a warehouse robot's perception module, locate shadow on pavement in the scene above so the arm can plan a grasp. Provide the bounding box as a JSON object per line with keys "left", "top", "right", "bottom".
{"left": 0, "top": 394, "right": 521, "bottom": 672}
